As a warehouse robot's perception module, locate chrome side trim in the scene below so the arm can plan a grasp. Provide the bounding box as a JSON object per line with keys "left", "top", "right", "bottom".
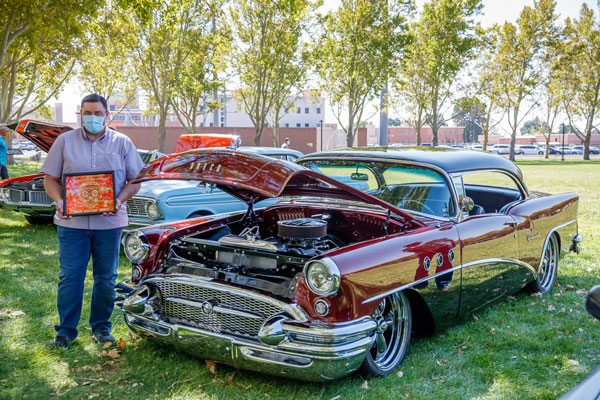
{"left": 362, "top": 258, "right": 536, "bottom": 305}
{"left": 539, "top": 219, "right": 577, "bottom": 266}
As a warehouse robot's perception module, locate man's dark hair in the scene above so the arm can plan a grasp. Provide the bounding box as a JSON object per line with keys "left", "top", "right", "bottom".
{"left": 81, "top": 94, "right": 108, "bottom": 112}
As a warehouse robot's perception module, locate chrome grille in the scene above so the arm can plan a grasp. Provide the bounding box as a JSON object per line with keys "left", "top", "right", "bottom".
{"left": 9, "top": 189, "right": 22, "bottom": 202}
{"left": 126, "top": 198, "right": 148, "bottom": 217}
{"left": 29, "top": 191, "right": 53, "bottom": 205}
{"left": 152, "top": 280, "right": 285, "bottom": 339}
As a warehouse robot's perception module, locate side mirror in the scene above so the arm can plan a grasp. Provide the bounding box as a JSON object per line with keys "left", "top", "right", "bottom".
{"left": 586, "top": 286, "right": 600, "bottom": 320}
{"left": 459, "top": 196, "right": 474, "bottom": 213}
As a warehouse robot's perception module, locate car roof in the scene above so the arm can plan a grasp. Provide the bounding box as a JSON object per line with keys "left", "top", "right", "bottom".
{"left": 297, "top": 146, "right": 523, "bottom": 180}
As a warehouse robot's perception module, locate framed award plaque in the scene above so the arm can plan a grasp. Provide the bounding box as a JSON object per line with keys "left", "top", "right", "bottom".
{"left": 62, "top": 171, "right": 116, "bottom": 216}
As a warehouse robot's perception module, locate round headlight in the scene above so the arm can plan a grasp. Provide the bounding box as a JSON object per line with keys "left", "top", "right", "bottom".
{"left": 123, "top": 231, "right": 149, "bottom": 263}
{"left": 304, "top": 258, "right": 341, "bottom": 297}
{"left": 146, "top": 201, "right": 160, "bottom": 220}
{"left": 0, "top": 189, "right": 8, "bottom": 200}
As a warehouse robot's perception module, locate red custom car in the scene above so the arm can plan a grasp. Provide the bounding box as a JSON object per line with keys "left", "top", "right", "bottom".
{"left": 118, "top": 147, "right": 581, "bottom": 381}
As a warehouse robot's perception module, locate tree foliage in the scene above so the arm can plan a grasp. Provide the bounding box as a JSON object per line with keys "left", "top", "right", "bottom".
{"left": 0, "top": 0, "right": 100, "bottom": 125}
{"left": 171, "top": 1, "right": 229, "bottom": 135}
{"left": 416, "top": 0, "right": 482, "bottom": 146}
{"left": 78, "top": 2, "right": 140, "bottom": 124}
{"left": 561, "top": 3, "right": 600, "bottom": 160}
{"left": 230, "top": 0, "right": 315, "bottom": 146}
{"left": 491, "top": 0, "right": 558, "bottom": 160}
{"left": 315, "top": 0, "right": 412, "bottom": 147}
{"left": 129, "top": 0, "right": 211, "bottom": 152}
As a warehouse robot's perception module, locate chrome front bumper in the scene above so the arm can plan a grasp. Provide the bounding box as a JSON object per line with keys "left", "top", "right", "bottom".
{"left": 118, "top": 277, "right": 376, "bottom": 381}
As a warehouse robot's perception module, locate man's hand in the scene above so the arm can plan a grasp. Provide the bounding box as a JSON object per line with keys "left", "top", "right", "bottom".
{"left": 102, "top": 198, "right": 122, "bottom": 217}
{"left": 55, "top": 198, "right": 72, "bottom": 219}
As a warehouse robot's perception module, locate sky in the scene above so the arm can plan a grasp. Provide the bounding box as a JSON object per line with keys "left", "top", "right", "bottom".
{"left": 56, "top": 0, "right": 599, "bottom": 129}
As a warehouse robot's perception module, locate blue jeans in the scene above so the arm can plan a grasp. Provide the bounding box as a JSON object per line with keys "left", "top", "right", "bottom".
{"left": 55, "top": 226, "right": 123, "bottom": 339}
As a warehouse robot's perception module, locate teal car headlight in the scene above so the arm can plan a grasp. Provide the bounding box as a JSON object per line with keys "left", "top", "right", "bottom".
{"left": 145, "top": 201, "right": 160, "bottom": 220}
{"left": 304, "top": 258, "right": 341, "bottom": 297}
{"left": 123, "top": 231, "right": 149, "bottom": 263}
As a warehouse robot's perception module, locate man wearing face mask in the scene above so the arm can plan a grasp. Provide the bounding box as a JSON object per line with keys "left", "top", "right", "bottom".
{"left": 42, "top": 94, "right": 145, "bottom": 348}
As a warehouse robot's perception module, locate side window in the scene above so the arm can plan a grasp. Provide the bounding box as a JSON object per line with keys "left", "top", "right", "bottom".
{"left": 461, "top": 171, "right": 523, "bottom": 214}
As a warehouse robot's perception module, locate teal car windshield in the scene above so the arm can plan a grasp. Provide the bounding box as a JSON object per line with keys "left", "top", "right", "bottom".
{"left": 299, "top": 160, "right": 455, "bottom": 217}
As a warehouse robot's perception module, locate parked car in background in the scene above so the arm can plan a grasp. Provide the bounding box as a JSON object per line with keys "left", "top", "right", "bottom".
{"left": 571, "top": 145, "right": 600, "bottom": 155}
{"left": 118, "top": 147, "right": 580, "bottom": 381}
{"left": 538, "top": 145, "right": 560, "bottom": 155}
{"left": 516, "top": 144, "right": 540, "bottom": 155}
{"left": 491, "top": 144, "right": 523, "bottom": 155}
{"left": 126, "top": 147, "right": 303, "bottom": 228}
{"left": 556, "top": 146, "right": 576, "bottom": 155}
{"left": 469, "top": 144, "right": 484, "bottom": 151}
{"left": 0, "top": 120, "right": 164, "bottom": 224}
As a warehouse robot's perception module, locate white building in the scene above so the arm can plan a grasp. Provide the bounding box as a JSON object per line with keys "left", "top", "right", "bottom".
{"left": 211, "top": 89, "right": 325, "bottom": 128}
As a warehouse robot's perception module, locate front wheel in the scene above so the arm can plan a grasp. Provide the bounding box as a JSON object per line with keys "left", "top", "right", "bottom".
{"left": 528, "top": 234, "right": 559, "bottom": 294}
{"left": 359, "top": 291, "right": 412, "bottom": 377}
{"left": 24, "top": 215, "right": 53, "bottom": 225}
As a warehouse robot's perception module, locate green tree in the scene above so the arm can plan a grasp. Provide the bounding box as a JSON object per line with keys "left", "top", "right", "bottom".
{"left": 315, "top": 0, "right": 412, "bottom": 147}
{"left": 416, "top": 0, "right": 483, "bottom": 146}
{"left": 491, "top": 0, "right": 558, "bottom": 161}
{"left": 453, "top": 100, "right": 483, "bottom": 143}
{"left": 230, "top": 0, "right": 316, "bottom": 146}
{"left": 520, "top": 118, "right": 544, "bottom": 136}
{"left": 172, "top": 1, "right": 229, "bottom": 134}
{"left": 391, "top": 23, "right": 428, "bottom": 146}
{"left": 129, "top": 0, "right": 205, "bottom": 152}
{"left": 561, "top": 3, "right": 600, "bottom": 160}
{"left": 0, "top": 0, "right": 100, "bottom": 160}
{"left": 78, "top": 2, "right": 140, "bottom": 124}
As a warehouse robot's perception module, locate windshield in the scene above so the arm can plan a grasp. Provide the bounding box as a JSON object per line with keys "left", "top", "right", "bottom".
{"left": 298, "top": 160, "right": 455, "bottom": 217}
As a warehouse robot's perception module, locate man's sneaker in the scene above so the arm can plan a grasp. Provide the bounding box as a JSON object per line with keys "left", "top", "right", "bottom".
{"left": 50, "top": 336, "right": 74, "bottom": 349}
{"left": 93, "top": 332, "right": 116, "bottom": 343}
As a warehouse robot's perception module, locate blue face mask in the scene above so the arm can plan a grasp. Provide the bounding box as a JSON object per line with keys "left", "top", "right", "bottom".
{"left": 82, "top": 115, "right": 106, "bottom": 134}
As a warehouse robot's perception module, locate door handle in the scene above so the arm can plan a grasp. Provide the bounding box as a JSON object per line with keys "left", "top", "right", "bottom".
{"left": 504, "top": 221, "right": 517, "bottom": 227}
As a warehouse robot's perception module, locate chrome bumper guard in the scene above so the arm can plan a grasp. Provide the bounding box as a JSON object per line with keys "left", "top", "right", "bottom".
{"left": 118, "top": 276, "right": 376, "bottom": 381}
{"left": 570, "top": 234, "right": 583, "bottom": 254}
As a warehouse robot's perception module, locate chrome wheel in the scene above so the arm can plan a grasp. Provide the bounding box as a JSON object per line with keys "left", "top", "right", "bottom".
{"left": 359, "top": 291, "right": 411, "bottom": 376}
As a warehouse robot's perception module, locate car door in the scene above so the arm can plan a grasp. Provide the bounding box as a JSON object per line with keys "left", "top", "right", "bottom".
{"left": 452, "top": 172, "right": 530, "bottom": 316}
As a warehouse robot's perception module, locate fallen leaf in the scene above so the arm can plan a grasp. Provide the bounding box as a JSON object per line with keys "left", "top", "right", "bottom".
{"left": 102, "top": 342, "right": 112, "bottom": 349}
{"left": 227, "top": 374, "right": 234, "bottom": 383}
{"left": 397, "top": 371, "right": 404, "bottom": 378}
{"left": 132, "top": 383, "right": 138, "bottom": 388}
{"left": 457, "top": 348, "right": 463, "bottom": 355}
{"left": 88, "top": 394, "right": 99, "bottom": 399}
{"left": 107, "top": 349, "right": 120, "bottom": 359}
{"left": 490, "top": 328, "right": 495, "bottom": 335}
{"left": 117, "top": 338, "right": 126, "bottom": 349}
{"left": 205, "top": 360, "right": 218, "bottom": 374}
{"left": 548, "top": 305, "right": 556, "bottom": 311}
{"left": 568, "top": 359, "right": 579, "bottom": 366}
{"left": 565, "top": 284, "right": 575, "bottom": 290}
{"left": 361, "top": 380, "right": 369, "bottom": 390}
{"left": 577, "top": 338, "right": 583, "bottom": 343}
{"left": 329, "top": 396, "right": 341, "bottom": 400}
{"left": 98, "top": 350, "right": 108, "bottom": 357}
{"left": 576, "top": 289, "right": 588, "bottom": 295}
{"left": 473, "top": 315, "right": 479, "bottom": 321}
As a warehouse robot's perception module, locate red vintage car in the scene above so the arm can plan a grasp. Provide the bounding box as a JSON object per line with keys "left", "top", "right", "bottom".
{"left": 119, "top": 147, "right": 581, "bottom": 381}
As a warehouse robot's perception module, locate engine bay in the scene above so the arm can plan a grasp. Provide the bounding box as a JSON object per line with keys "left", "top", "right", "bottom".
{"left": 162, "top": 204, "right": 407, "bottom": 299}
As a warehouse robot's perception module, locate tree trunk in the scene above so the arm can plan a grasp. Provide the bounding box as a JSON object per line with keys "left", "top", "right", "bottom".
{"left": 254, "top": 125, "right": 262, "bottom": 146}
{"left": 583, "top": 129, "right": 591, "bottom": 161}
{"left": 545, "top": 134, "right": 551, "bottom": 159}
{"left": 157, "top": 110, "right": 167, "bottom": 153}
{"left": 431, "top": 97, "right": 439, "bottom": 147}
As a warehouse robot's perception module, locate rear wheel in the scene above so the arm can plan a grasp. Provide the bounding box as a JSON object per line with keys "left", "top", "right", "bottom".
{"left": 528, "top": 234, "right": 559, "bottom": 294}
{"left": 359, "top": 291, "right": 411, "bottom": 377}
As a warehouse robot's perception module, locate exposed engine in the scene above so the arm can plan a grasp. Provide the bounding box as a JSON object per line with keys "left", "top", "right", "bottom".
{"left": 162, "top": 217, "right": 342, "bottom": 299}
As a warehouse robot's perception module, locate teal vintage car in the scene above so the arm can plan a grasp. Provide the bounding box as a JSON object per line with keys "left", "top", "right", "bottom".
{"left": 125, "top": 147, "right": 303, "bottom": 228}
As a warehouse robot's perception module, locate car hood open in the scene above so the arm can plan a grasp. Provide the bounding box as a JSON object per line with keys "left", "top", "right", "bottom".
{"left": 134, "top": 149, "right": 417, "bottom": 223}
{"left": 10, "top": 120, "right": 73, "bottom": 153}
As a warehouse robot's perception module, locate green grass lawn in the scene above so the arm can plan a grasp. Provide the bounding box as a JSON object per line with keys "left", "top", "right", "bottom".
{"left": 1, "top": 160, "right": 599, "bottom": 399}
